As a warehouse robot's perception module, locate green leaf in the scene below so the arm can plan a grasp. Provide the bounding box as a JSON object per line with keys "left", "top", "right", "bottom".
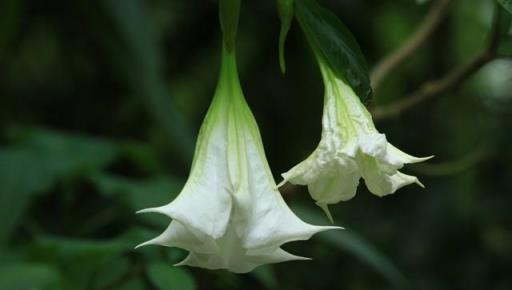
{"left": 92, "top": 174, "right": 182, "bottom": 209}
{"left": 0, "top": 263, "right": 60, "bottom": 290}
{"left": 31, "top": 235, "right": 137, "bottom": 290}
{"left": 292, "top": 205, "right": 407, "bottom": 288}
{"left": 7, "top": 127, "right": 119, "bottom": 173}
{"left": 99, "top": 0, "right": 195, "bottom": 162}
{"left": 92, "top": 257, "right": 131, "bottom": 289}
{"left": 277, "top": 0, "right": 294, "bottom": 73}
{"left": 117, "top": 278, "right": 147, "bottom": 290}
{"left": 220, "top": 0, "right": 241, "bottom": 52}
{"left": 251, "top": 266, "right": 278, "bottom": 289}
{"left": 498, "top": 0, "right": 512, "bottom": 14}
{"left": 0, "top": 128, "right": 118, "bottom": 244}
{"left": 0, "top": 150, "right": 50, "bottom": 244}
{"left": 119, "top": 141, "right": 161, "bottom": 172}
{"left": 92, "top": 174, "right": 183, "bottom": 227}
{"left": 147, "top": 263, "right": 197, "bottom": 290}
{"left": 295, "top": 0, "right": 372, "bottom": 104}
{"left": 33, "top": 236, "right": 132, "bottom": 261}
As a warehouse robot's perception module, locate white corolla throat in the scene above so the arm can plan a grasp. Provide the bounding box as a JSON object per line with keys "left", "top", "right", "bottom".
{"left": 280, "top": 57, "right": 432, "bottom": 221}
{"left": 136, "top": 47, "right": 338, "bottom": 273}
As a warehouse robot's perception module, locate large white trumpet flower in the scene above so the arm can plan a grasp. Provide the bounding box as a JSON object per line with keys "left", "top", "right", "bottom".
{"left": 136, "top": 47, "right": 337, "bottom": 273}
{"left": 280, "top": 57, "right": 432, "bottom": 221}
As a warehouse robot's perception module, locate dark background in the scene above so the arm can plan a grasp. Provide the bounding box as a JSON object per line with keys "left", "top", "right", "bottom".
{"left": 0, "top": 0, "right": 511, "bottom": 290}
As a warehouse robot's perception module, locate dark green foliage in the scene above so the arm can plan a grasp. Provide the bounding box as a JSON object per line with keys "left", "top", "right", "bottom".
{"left": 0, "top": 0, "right": 511, "bottom": 290}
{"left": 498, "top": 0, "right": 512, "bottom": 14}
{"left": 0, "top": 264, "right": 60, "bottom": 290}
{"left": 0, "top": 128, "right": 119, "bottom": 244}
{"left": 147, "top": 263, "right": 197, "bottom": 290}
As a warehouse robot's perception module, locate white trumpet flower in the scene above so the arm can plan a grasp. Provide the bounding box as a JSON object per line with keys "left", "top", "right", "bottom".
{"left": 136, "top": 47, "right": 338, "bottom": 273}
{"left": 280, "top": 57, "right": 432, "bottom": 221}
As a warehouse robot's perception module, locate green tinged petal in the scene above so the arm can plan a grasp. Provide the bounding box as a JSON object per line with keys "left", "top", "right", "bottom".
{"left": 281, "top": 54, "right": 431, "bottom": 220}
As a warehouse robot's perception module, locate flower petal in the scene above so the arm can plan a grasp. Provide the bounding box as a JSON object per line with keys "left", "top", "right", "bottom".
{"left": 135, "top": 220, "right": 219, "bottom": 254}
{"left": 159, "top": 122, "right": 233, "bottom": 239}
{"left": 358, "top": 133, "right": 388, "bottom": 159}
{"left": 385, "top": 144, "right": 434, "bottom": 167}
{"left": 237, "top": 130, "right": 339, "bottom": 250}
{"left": 174, "top": 226, "right": 310, "bottom": 273}
{"left": 360, "top": 153, "right": 423, "bottom": 196}
{"left": 308, "top": 168, "right": 360, "bottom": 203}
{"left": 280, "top": 153, "right": 322, "bottom": 186}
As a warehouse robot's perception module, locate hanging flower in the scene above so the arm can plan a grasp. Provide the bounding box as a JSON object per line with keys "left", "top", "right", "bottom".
{"left": 279, "top": 57, "right": 432, "bottom": 221}
{"left": 136, "top": 47, "right": 338, "bottom": 273}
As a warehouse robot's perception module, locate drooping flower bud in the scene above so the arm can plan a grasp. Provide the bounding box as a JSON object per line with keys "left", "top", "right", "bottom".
{"left": 280, "top": 56, "right": 432, "bottom": 221}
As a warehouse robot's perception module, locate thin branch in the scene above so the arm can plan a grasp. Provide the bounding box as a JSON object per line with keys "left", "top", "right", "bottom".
{"left": 370, "top": 0, "right": 455, "bottom": 91}
{"left": 371, "top": 5, "right": 502, "bottom": 121}
{"left": 371, "top": 52, "right": 493, "bottom": 120}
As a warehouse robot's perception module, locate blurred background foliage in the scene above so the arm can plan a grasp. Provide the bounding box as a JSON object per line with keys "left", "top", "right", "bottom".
{"left": 0, "top": 0, "right": 511, "bottom": 289}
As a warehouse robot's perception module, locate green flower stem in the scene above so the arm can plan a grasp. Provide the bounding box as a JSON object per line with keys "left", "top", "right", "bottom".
{"left": 219, "top": 0, "right": 241, "bottom": 52}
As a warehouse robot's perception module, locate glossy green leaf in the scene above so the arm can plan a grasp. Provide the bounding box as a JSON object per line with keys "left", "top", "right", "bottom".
{"left": 293, "top": 205, "right": 407, "bottom": 288}
{"left": 295, "top": 0, "right": 372, "bottom": 103}
{"left": 277, "top": 0, "right": 294, "bottom": 73}
{"left": 0, "top": 264, "right": 60, "bottom": 290}
{"left": 147, "top": 263, "right": 197, "bottom": 290}
{"left": 498, "top": 0, "right": 512, "bottom": 14}
{"left": 220, "top": 0, "right": 241, "bottom": 52}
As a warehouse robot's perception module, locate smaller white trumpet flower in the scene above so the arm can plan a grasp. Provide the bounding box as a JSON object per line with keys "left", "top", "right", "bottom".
{"left": 280, "top": 57, "right": 432, "bottom": 221}
{"left": 136, "top": 47, "right": 338, "bottom": 273}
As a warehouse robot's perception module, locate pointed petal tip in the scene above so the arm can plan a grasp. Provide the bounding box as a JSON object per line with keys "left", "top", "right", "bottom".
{"left": 136, "top": 205, "right": 170, "bottom": 216}
{"left": 174, "top": 255, "right": 193, "bottom": 267}
{"left": 134, "top": 240, "right": 154, "bottom": 249}
{"left": 329, "top": 225, "right": 344, "bottom": 230}
{"left": 409, "top": 155, "right": 434, "bottom": 163}
{"left": 134, "top": 232, "right": 170, "bottom": 249}
{"left": 311, "top": 204, "right": 344, "bottom": 231}
{"left": 279, "top": 250, "right": 312, "bottom": 262}
{"left": 316, "top": 203, "right": 334, "bottom": 224}
{"left": 277, "top": 179, "right": 287, "bottom": 188}
{"left": 419, "top": 155, "right": 435, "bottom": 162}
{"left": 136, "top": 207, "right": 158, "bottom": 214}
{"left": 315, "top": 224, "right": 343, "bottom": 232}
{"left": 416, "top": 178, "right": 426, "bottom": 188}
